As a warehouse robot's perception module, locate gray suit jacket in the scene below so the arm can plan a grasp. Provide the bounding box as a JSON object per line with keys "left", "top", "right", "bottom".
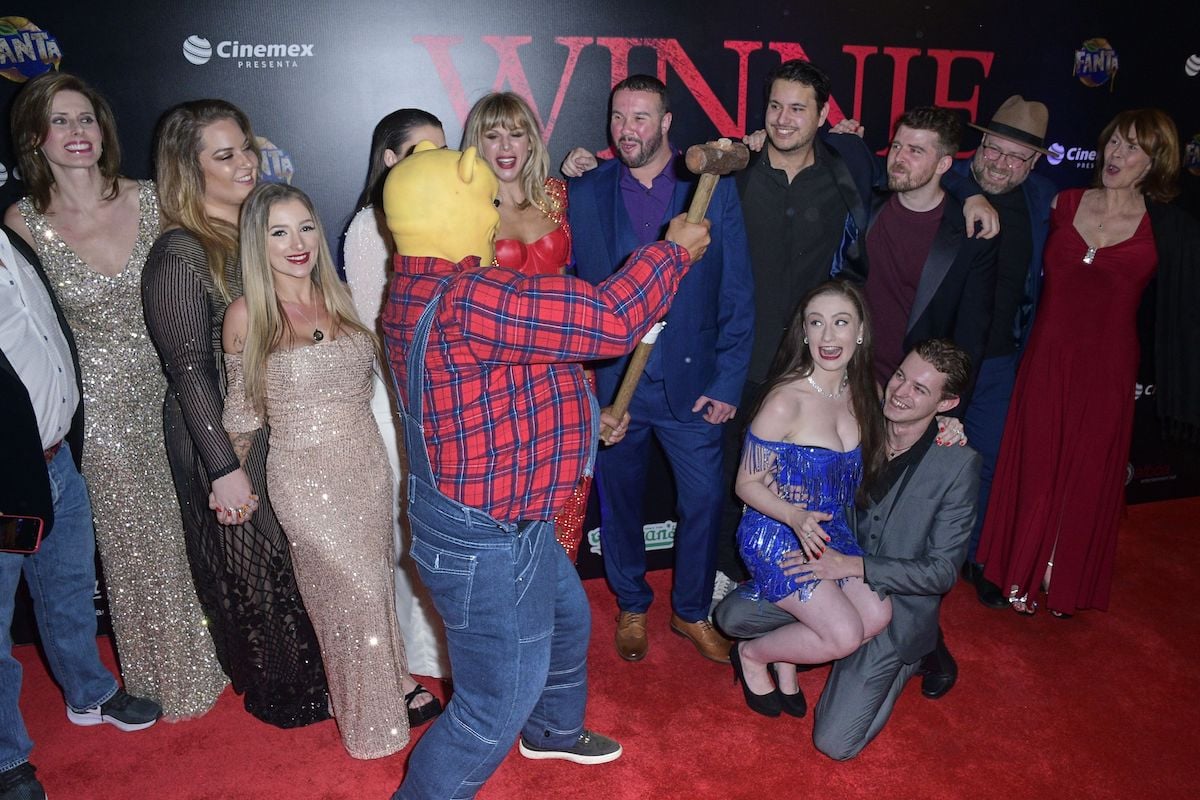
{"left": 856, "top": 441, "right": 981, "bottom": 663}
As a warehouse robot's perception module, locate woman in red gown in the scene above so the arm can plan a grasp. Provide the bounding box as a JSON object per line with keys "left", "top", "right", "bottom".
{"left": 462, "top": 92, "right": 590, "bottom": 561}
{"left": 980, "top": 109, "right": 1196, "bottom": 616}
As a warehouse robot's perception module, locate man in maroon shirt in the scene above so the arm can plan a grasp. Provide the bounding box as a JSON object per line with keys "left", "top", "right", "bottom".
{"left": 861, "top": 106, "right": 998, "bottom": 702}
{"left": 381, "top": 142, "right": 710, "bottom": 800}
{"left": 863, "top": 106, "right": 997, "bottom": 398}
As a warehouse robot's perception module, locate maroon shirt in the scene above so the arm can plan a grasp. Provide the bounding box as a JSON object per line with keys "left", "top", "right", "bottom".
{"left": 864, "top": 194, "right": 946, "bottom": 387}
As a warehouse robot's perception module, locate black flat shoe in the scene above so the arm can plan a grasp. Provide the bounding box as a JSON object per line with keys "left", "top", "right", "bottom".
{"left": 730, "top": 644, "right": 782, "bottom": 717}
{"left": 405, "top": 683, "right": 444, "bottom": 728}
{"left": 767, "top": 663, "right": 807, "bottom": 718}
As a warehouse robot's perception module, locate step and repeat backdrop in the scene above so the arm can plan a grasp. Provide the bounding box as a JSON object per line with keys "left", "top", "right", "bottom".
{"left": 5, "top": 1, "right": 1198, "bottom": 639}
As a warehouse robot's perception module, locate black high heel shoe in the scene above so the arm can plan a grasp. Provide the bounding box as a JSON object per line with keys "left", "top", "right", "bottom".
{"left": 730, "top": 643, "right": 782, "bottom": 717}
{"left": 767, "top": 663, "right": 807, "bottom": 718}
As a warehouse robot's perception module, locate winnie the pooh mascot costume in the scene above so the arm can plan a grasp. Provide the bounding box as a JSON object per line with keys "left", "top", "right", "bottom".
{"left": 381, "top": 141, "right": 708, "bottom": 800}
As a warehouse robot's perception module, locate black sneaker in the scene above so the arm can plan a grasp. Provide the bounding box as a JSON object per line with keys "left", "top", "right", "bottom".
{"left": 0, "top": 762, "right": 46, "bottom": 800}
{"left": 66, "top": 689, "right": 162, "bottom": 732}
{"left": 518, "top": 729, "right": 622, "bottom": 765}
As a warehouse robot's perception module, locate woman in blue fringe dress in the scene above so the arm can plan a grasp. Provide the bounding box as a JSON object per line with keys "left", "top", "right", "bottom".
{"left": 729, "top": 280, "right": 889, "bottom": 714}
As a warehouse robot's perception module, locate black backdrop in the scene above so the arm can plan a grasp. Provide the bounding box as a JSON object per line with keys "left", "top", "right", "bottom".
{"left": 5, "top": 2, "right": 1198, "bottom": 640}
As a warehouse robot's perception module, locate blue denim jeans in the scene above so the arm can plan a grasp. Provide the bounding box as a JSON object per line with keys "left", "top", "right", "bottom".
{"left": 393, "top": 479, "right": 590, "bottom": 799}
{"left": 391, "top": 295, "right": 592, "bottom": 800}
{"left": 1, "top": 443, "right": 119, "bottom": 771}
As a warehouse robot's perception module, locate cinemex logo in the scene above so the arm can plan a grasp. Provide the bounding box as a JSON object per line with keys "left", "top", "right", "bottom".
{"left": 1045, "top": 142, "right": 1097, "bottom": 170}
{"left": 183, "top": 34, "right": 314, "bottom": 69}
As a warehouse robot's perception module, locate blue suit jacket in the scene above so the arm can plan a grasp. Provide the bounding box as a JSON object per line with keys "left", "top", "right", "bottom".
{"left": 568, "top": 154, "right": 755, "bottom": 420}
{"left": 949, "top": 159, "right": 1055, "bottom": 350}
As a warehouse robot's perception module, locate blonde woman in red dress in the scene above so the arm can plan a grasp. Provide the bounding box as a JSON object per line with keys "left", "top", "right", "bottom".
{"left": 462, "top": 92, "right": 611, "bottom": 561}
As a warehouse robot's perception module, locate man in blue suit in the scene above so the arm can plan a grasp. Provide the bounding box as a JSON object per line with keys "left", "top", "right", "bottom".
{"left": 952, "top": 96, "right": 1057, "bottom": 608}
{"left": 569, "top": 74, "right": 754, "bottom": 664}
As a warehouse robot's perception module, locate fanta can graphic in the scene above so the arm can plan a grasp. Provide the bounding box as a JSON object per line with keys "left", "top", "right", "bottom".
{"left": 257, "top": 137, "right": 296, "bottom": 185}
{"left": 1073, "top": 38, "right": 1118, "bottom": 89}
{"left": 0, "top": 17, "right": 62, "bottom": 82}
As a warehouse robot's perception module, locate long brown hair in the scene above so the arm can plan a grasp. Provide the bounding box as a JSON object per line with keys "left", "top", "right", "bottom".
{"left": 759, "top": 280, "right": 886, "bottom": 504}
{"left": 237, "top": 183, "right": 377, "bottom": 416}
{"left": 10, "top": 71, "right": 122, "bottom": 213}
{"left": 154, "top": 99, "right": 260, "bottom": 300}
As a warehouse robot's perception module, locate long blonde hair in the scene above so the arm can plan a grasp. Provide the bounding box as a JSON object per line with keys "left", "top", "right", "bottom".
{"left": 154, "top": 99, "right": 260, "bottom": 300}
{"left": 461, "top": 92, "right": 558, "bottom": 215}
{"left": 237, "top": 182, "right": 377, "bottom": 415}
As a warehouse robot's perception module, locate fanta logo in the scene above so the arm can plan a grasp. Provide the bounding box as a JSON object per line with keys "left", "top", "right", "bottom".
{"left": 1073, "top": 38, "right": 1119, "bottom": 88}
{"left": 256, "top": 137, "right": 295, "bottom": 185}
{"left": 183, "top": 34, "right": 314, "bottom": 69}
{"left": 0, "top": 17, "right": 62, "bottom": 83}
{"left": 1046, "top": 143, "right": 1096, "bottom": 169}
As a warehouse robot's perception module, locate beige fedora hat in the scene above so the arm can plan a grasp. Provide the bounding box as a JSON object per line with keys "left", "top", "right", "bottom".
{"left": 969, "top": 95, "right": 1051, "bottom": 154}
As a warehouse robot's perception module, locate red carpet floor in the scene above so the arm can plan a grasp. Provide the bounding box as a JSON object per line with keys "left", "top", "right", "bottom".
{"left": 14, "top": 498, "right": 1199, "bottom": 799}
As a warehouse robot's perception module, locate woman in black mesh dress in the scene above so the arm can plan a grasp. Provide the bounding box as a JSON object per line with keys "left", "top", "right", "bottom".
{"left": 141, "top": 99, "right": 329, "bottom": 727}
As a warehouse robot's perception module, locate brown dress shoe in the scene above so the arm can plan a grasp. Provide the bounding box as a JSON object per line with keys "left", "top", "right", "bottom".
{"left": 669, "top": 614, "right": 732, "bottom": 663}
{"left": 615, "top": 611, "right": 648, "bottom": 661}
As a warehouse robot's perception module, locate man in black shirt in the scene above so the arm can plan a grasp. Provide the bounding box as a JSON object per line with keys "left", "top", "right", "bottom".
{"left": 950, "top": 96, "right": 1057, "bottom": 608}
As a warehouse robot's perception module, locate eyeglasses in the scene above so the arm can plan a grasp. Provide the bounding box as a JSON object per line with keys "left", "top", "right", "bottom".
{"left": 980, "top": 140, "right": 1035, "bottom": 168}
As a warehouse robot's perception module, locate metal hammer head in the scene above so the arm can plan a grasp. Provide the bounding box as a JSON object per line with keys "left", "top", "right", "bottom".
{"left": 685, "top": 138, "right": 750, "bottom": 175}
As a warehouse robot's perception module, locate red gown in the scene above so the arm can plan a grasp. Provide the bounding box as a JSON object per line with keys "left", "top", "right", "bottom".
{"left": 980, "top": 188, "right": 1158, "bottom": 614}
{"left": 493, "top": 178, "right": 591, "bottom": 562}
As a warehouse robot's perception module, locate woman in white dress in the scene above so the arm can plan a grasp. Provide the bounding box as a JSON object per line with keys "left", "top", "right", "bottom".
{"left": 343, "top": 108, "right": 448, "bottom": 679}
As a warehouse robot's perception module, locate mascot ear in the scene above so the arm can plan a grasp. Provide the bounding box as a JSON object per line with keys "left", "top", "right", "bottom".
{"left": 459, "top": 146, "right": 478, "bottom": 184}
{"left": 412, "top": 140, "right": 440, "bottom": 155}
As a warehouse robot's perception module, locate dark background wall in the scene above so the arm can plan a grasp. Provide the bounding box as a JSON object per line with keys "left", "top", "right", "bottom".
{"left": 5, "top": 1, "right": 1198, "bottom": 635}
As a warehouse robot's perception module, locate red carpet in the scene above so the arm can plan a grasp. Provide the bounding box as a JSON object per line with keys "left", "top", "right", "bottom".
{"left": 14, "top": 498, "right": 1199, "bottom": 799}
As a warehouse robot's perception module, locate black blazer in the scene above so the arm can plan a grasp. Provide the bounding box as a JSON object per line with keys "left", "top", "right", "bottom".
{"left": 0, "top": 225, "right": 85, "bottom": 537}
{"left": 865, "top": 192, "right": 998, "bottom": 409}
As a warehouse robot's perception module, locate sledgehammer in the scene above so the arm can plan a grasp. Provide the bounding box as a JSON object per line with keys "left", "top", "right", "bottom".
{"left": 599, "top": 138, "right": 750, "bottom": 440}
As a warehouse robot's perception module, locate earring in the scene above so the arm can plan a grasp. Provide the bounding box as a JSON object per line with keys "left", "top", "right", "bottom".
{"left": 803, "top": 337, "right": 809, "bottom": 344}
{"left": 856, "top": 336, "right": 863, "bottom": 344}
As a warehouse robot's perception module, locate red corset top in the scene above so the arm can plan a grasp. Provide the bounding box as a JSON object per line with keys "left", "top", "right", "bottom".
{"left": 494, "top": 223, "right": 571, "bottom": 276}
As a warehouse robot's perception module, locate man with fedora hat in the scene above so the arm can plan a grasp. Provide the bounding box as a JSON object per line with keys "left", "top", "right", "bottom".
{"left": 953, "top": 95, "right": 1057, "bottom": 609}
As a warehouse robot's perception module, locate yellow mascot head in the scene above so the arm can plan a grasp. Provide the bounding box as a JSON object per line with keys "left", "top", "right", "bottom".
{"left": 383, "top": 140, "right": 499, "bottom": 266}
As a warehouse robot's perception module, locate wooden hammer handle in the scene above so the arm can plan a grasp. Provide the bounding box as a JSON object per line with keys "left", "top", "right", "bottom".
{"left": 599, "top": 175, "right": 721, "bottom": 442}
{"left": 686, "top": 172, "right": 719, "bottom": 224}
{"left": 599, "top": 339, "right": 654, "bottom": 440}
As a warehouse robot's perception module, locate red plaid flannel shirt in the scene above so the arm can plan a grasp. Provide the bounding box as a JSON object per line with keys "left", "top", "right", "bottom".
{"left": 383, "top": 241, "right": 689, "bottom": 522}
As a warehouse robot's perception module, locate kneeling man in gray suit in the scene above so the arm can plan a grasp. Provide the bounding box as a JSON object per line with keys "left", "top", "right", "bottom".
{"left": 715, "top": 339, "right": 980, "bottom": 760}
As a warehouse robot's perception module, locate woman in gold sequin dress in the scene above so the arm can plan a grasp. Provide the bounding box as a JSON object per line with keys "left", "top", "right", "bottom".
{"left": 4, "top": 72, "right": 226, "bottom": 719}
{"left": 141, "top": 100, "right": 330, "bottom": 727}
{"left": 222, "top": 183, "right": 429, "bottom": 758}
{"left": 462, "top": 92, "right": 600, "bottom": 561}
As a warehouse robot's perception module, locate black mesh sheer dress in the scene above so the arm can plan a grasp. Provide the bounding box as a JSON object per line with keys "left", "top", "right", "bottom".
{"left": 142, "top": 228, "right": 330, "bottom": 727}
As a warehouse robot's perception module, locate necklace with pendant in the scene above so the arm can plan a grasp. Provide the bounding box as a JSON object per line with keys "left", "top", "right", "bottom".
{"left": 290, "top": 300, "right": 325, "bottom": 343}
{"left": 807, "top": 373, "right": 848, "bottom": 399}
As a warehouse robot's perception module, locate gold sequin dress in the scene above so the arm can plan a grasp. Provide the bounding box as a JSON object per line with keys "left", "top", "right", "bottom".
{"left": 17, "top": 181, "right": 227, "bottom": 718}
{"left": 224, "top": 331, "right": 410, "bottom": 759}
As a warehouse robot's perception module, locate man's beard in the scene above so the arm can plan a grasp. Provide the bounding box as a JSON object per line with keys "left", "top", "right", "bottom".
{"left": 887, "top": 162, "right": 937, "bottom": 193}
{"left": 971, "top": 155, "right": 1021, "bottom": 195}
{"left": 618, "top": 129, "right": 664, "bottom": 169}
